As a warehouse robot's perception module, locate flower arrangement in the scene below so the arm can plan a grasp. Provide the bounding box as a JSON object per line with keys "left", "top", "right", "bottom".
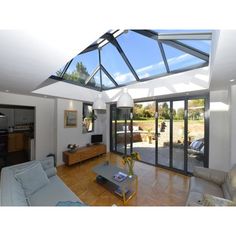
{"left": 67, "top": 144, "right": 78, "bottom": 153}
{"left": 122, "top": 152, "right": 141, "bottom": 176}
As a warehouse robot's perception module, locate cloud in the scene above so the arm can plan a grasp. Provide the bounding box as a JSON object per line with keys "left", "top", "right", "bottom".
{"left": 109, "top": 53, "right": 198, "bottom": 84}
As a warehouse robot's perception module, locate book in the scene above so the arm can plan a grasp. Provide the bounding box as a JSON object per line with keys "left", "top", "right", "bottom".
{"left": 113, "top": 171, "right": 128, "bottom": 182}
{"left": 115, "top": 187, "right": 130, "bottom": 197}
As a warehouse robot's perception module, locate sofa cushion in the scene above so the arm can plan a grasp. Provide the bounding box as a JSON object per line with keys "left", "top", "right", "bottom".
{"left": 228, "top": 164, "right": 236, "bottom": 187}
{"left": 186, "top": 191, "right": 203, "bottom": 206}
{"left": 40, "top": 157, "right": 57, "bottom": 178}
{"left": 190, "top": 177, "right": 224, "bottom": 198}
{"left": 56, "top": 201, "right": 86, "bottom": 206}
{"left": 29, "top": 176, "right": 81, "bottom": 206}
{"left": 225, "top": 164, "right": 236, "bottom": 201}
{"left": 1, "top": 167, "right": 28, "bottom": 206}
{"left": 202, "top": 194, "right": 236, "bottom": 206}
{"left": 15, "top": 163, "right": 49, "bottom": 197}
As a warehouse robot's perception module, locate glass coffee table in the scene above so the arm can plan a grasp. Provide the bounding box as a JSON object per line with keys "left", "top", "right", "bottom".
{"left": 92, "top": 162, "right": 138, "bottom": 205}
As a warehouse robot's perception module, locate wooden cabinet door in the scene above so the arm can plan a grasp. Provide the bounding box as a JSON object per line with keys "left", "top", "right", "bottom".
{"left": 8, "top": 134, "right": 15, "bottom": 152}
{"left": 15, "top": 133, "right": 24, "bottom": 151}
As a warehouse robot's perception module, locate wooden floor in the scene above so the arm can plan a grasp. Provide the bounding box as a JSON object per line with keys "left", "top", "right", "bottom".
{"left": 57, "top": 152, "right": 190, "bottom": 206}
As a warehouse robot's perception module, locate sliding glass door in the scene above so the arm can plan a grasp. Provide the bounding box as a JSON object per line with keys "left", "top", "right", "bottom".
{"left": 187, "top": 98, "right": 205, "bottom": 172}
{"left": 172, "top": 100, "right": 185, "bottom": 171}
{"left": 157, "top": 101, "right": 170, "bottom": 167}
{"left": 110, "top": 95, "right": 209, "bottom": 174}
{"left": 132, "top": 101, "right": 156, "bottom": 165}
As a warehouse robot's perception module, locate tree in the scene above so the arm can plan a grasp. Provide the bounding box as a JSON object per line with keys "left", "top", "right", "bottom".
{"left": 188, "top": 99, "right": 204, "bottom": 120}
{"left": 176, "top": 108, "right": 184, "bottom": 120}
{"left": 63, "top": 62, "right": 91, "bottom": 85}
{"left": 159, "top": 102, "right": 170, "bottom": 119}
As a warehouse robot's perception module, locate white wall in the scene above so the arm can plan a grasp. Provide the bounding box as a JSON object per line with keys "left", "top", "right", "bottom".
{"left": 230, "top": 85, "right": 236, "bottom": 167}
{"left": 209, "top": 89, "right": 230, "bottom": 171}
{"left": 0, "top": 92, "right": 55, "bottom": 160}
{"left": 56, "top": 98, "right": 107, "bottom": 166}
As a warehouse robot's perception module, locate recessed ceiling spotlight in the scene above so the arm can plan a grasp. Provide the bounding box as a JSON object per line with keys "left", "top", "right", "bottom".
{"left": 5, "top": 90, "right": 9, "bottom": 92}
{"left": 186, "top": 92, "right": 189, "bottom": 95}
{"left": 230, "top": 79, "right": 235, "bottom": 82}
{"left": 44, "top": 95, "right": 47, "bottom": 98}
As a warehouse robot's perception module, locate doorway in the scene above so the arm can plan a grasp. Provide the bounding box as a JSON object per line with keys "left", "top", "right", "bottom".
{"left": 0, "top": 105, "right": 35, "bottom": 169}
{"left": 110, "top": 95, "right": 209, "bottom": 174}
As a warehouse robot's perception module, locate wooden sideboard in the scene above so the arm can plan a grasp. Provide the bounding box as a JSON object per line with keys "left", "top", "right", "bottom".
{"left": 63, "top": 144, "right": 106, "bottom": 166}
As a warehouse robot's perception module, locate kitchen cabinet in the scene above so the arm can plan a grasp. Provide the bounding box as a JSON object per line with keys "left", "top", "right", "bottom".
{"left": 8, "top": 133, "right": 25, "bottom": 152}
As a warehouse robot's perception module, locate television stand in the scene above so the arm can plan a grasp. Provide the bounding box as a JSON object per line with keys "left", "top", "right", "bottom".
{"left": 63, "top": 144, "right": 106, "bottom": 166}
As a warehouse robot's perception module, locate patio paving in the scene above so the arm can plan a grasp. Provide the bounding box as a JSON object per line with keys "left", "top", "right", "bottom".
{"left": 117, "top": 142, "right": 204, "bottom": 173}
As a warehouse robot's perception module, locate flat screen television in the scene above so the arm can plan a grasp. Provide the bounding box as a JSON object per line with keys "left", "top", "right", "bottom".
{"left": 91, "top": 134, "right": 103, "bottom": 144}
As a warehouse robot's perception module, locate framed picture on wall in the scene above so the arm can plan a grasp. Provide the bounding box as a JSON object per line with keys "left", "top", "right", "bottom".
{"left": 64, "top": 110, "right": 77, "bottom": 128}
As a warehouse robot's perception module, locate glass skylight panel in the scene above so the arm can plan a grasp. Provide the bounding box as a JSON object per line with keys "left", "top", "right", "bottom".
{"left": 117, "top": 31, "right": 166, "bottom": 79}
{"left": 162, "top": 43, "right": 206, "bottom": 71}
{"left": 101, "top": 42, "right": 136, "bottom": 85}
{"left": 64, "top": 50, "right": 99, "bottom": 85}
{"left": 87, "top": 70, "right": 101, "bottom": 89}
{"left": 101, "top": 71, "right": 116, "bottom": 89}
{"left": 178, "top": 40, "right": 211, "bottom": 54}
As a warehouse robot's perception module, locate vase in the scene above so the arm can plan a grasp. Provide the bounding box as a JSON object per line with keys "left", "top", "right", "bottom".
{"left": 127, "top": 161, "right": 134, "bottom": 177}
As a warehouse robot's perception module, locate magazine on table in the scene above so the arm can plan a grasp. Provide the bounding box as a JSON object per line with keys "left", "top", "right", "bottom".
{"left": 113, "top": 171, "right": 128, "bottom": 182}
{"left": 115, "top": 187, "right": 130, "bottom": 197}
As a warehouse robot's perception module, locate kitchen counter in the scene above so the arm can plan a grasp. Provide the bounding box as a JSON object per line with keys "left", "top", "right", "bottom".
{"left": 8, "top": 130, "right": 34, "bottom": 138}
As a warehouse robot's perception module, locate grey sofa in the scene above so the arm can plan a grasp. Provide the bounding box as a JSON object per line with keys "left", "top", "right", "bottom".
{"left": 186, "top": 165, "right": 236, "bottom": 206}
{"left": 0, "top": 157, "right": 82, "bottom": 206}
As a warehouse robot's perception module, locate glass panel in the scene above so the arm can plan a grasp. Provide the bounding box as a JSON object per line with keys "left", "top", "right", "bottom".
{"left": 172, "top": 100, "right": 185, "bottom": 170}
{"left": 162, "top": 43, "right": 205, "bottom": 71}
{"left": 82, "top": 103, "right": 94, "bottom": 133}
{"left": 187, "top": 99, "right": 205, "bottom": 172}
{"left": 110, "top": 105, "right": 116, "bottom": 152}
{"left": 132, "top": 101, "right": 156, "bottom": 165}
{"left": 117, "top": 31, "right": 166, "bottom": 79}
{"left": 101, "top": 71, "right": 116, "bottom": 89}
{"left": 116, "top": 108, "right": 131, "bottom": 154}
{"left": 101, "top": 42, "right": 136, "bottom": 85}
{"left": 178, "top": 40, "right": 211, "bottom": 54}
{"left": 64, "top": 50, "right": 99, "bottom": 85}
{"left": 86, "top": 70, "right": 101, "bottom": 89}
{"left": 158, "top": 101, "right": 170, "bottom": 167}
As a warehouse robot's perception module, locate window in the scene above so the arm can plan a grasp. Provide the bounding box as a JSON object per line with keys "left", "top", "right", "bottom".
{"left": 162, "top": 43, "right": 206, "bottom": 71}
{"left": 117, "top": 31, "right": 167, "bottom": 79}
{"left": 64, "top": 50, "right": 99, "bottom": 85}
{"left": 101, "top": 42, "right": 136, "bottom": 85}
{"left": 82, "top": 103, "right": 94, "bottom": 133}
{"left": 49, "top": 30, "right": 212, "bottom": 91}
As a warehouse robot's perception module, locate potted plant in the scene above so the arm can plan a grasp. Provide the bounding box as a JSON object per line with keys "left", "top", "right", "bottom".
{"left": 122, "top": 152, "right": 141, "bottom": 177}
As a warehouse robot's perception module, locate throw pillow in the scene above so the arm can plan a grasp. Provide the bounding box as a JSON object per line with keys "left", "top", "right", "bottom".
{"left": 56, "top": 201, "right": 87, "bottom": 206}
{"left": 202, "top": 194, "right": 236, "bottom": 206}
{"left": 15, "top": 163, "right": 49, "bottom": 197}
{"left": 40, "top": 157, "right": 57, "bottom": 178}
{"left": 228, "top": 164, "right": 236, "bottom": 188}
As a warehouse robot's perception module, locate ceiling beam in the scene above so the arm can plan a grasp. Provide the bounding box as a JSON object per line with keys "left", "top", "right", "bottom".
{"left": 158, "top": 33, "right": 212, "bottom": 40}
{"left": 157, "top": 41, "right": 170, "bottom": 73}
{"left": 84, "top": 66, "right": 100, "bottom": 85}
{"left": 98, "top": 48, "right": 102, "bottom": 91}
{"left": 161, "top": 40, "right": 209, "bottom": 61}
{"left": 104, "top": 33, "right": 140, "bottom": 81}
{"left": 132, "top": 30, "right": 158, "bottom": 40}
{"left": 100, "top": 65, "right": 118, "bottom": 87}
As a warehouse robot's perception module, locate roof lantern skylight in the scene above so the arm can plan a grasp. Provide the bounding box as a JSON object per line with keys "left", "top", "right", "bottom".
{"left": 49, "top": 29, "right": 212, "bottom": 91}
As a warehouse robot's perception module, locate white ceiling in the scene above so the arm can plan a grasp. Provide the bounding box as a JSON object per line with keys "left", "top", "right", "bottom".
{"left": 1, "top": 29, "right": 236, "bottom": 99}
{"left": 0, "top": 29, "right": 103, "bottom": 94}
